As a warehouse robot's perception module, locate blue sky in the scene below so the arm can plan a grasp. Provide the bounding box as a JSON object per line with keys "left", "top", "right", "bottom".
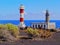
{"left": 0, "top": 0, "right": 60, "bottom": 20}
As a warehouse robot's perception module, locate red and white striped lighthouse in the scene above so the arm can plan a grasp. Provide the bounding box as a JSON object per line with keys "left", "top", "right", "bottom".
{"left": 19, "top": 4, "right": 26, "bottom": 28}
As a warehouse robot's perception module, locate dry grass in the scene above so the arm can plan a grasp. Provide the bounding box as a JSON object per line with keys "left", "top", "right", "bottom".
{"left": 38, "top": 29, "right": 53, "bottom": 38}
{"left": 25, "top": 28, "right": 54, "bottom": 39}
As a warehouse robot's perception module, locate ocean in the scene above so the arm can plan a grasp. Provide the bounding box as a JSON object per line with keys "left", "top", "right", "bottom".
{"left": 0, "top": 20, "right": 60, "bottom": 28}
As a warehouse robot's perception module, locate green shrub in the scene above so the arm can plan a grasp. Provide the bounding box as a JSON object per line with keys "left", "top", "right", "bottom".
{"left": 26, "top": 28, "right": 39, "bottom": 37}
{"left": 0, "top": 24, "right": 8, "bottom": 30}
{"left": 5, "top": 23, "right": 19, "bottom": 38}
{"left": 0, "top": 24, "right": 19, "bottom": 41}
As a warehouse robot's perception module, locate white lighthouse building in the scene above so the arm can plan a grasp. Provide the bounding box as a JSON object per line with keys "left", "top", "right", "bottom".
{"left": 31, "top": 10, "right": 56, "bottom": 29}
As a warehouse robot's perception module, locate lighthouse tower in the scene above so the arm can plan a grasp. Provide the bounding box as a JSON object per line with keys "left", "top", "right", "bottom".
{"left": 19, "top": 4, "right": 26, "bottom": 29}
{"left": 45, "top": 10, "right": 49, "bottom": 29}
{"left": 46, "top": 10, "right": 49, "bottom": 23}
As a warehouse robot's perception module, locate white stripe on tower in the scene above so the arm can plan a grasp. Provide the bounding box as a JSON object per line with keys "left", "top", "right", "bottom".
{"left": 20, "top": 4, "right": 26, "bottom": 28}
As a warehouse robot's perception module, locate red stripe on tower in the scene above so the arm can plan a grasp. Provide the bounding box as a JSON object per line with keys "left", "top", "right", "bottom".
{"left": 20, "top": 9, "right": 24, "bottom": 13}
{"left": 20, "top": 18, "right": 24, "bottom": 22}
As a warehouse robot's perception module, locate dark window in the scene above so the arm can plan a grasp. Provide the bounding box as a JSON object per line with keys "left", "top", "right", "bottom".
{"left": 33, "top": 25, "right": 34, "bottom": 28}
{"left": 38, "top": 25, "right": 42, "bottom": 29}
{"left": 35, "top": 25, "right": 37, "bottom": 28}
{"left": 38, "top": 25, "right": 40, "bottom": 28}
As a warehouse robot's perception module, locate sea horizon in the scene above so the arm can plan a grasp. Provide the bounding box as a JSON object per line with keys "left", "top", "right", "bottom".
{"left": 0, "top": 20, "right": 60, "bottom": 28}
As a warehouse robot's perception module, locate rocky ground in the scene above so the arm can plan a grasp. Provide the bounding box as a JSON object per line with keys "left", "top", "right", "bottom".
{"left": 0, "top": 30, "right": 60, "bottom": 45}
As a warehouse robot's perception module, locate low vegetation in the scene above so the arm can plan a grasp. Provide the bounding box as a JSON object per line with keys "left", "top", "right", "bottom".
{"left": 26, "top": 28, "right": 39, "bottom": 38}
{"left": 5, "top": 23, "right": 19, "bottom": 38}
{"left": 0, "top": 24, "right": 54, "bottom": 42}
{"left": 0, "top": 24, "right": 19, "bottom": 42}
{"left": 26, "top": 28, "right": 53, "bottom": 39}
{"left": 38, "top": 30, "right": 52, "bottom": 38}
